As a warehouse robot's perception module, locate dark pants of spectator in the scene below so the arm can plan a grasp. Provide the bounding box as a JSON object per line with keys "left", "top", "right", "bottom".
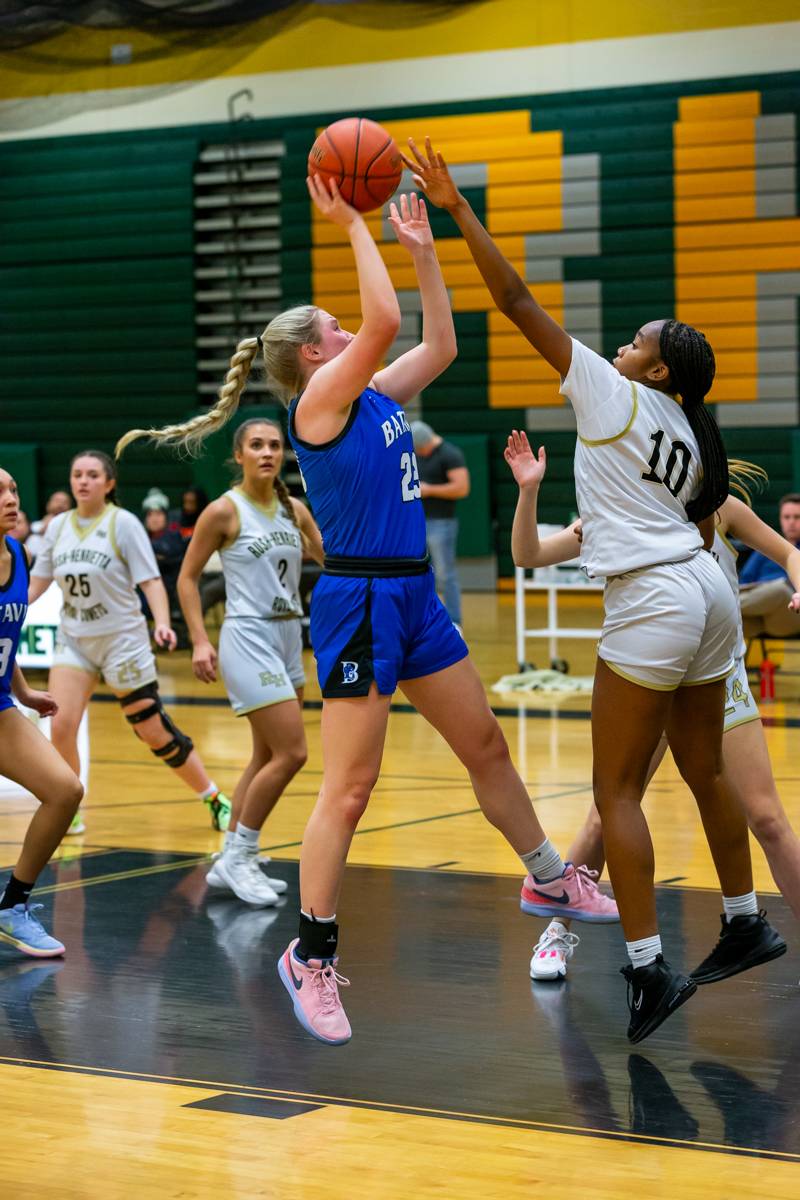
{"left": 426, "top": 516, "right": 462, "bottom": 626}
{"left": 199, "top": 572, "right": 226, "bottom": 614}
{"left": 741, "top": 579, "right": 800, "bottom": 639}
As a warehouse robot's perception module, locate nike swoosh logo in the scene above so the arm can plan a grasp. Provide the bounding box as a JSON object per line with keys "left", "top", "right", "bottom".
{"left": 634, "top": 992, "right": 644, "bottom": 1010}
{"left": 530, "top": 888, "right": 571, "bottom": 905}
{"left": 288, "top": 956, "right": 303, "bottom": 991}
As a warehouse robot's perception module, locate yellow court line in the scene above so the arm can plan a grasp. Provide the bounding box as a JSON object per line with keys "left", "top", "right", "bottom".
{"left": 31, "top": 846, "right": 784, "bottom": 894}
{"left": 34, "top": 855, "right": 211, "bottom": 895}
{"left": 1, "top": 1056, "right": 797, "bottom": 1160}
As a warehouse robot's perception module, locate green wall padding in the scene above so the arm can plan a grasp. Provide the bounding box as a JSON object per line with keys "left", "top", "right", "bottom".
{"left": 0, "top": 444, "right": 38, "bottom": 519}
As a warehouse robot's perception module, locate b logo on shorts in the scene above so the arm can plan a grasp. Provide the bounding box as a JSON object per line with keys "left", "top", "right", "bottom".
{"left": 341, "top": 661, "right": 359, "bottom": 685}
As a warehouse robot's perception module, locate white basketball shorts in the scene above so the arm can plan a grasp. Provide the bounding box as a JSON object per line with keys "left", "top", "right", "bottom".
{"left": 600, "top": 551, "right": 737, "bottom": 691}
{"left": 53, "top": 619, "right": 157, "bottom": 692}
{"left": 219, "top": 617, "right": 305, "bottom": 715}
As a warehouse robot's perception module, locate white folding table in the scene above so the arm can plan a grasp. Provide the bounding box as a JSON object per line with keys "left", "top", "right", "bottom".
{"left": 514, "top": 562, "right": 604, "bottom": 671}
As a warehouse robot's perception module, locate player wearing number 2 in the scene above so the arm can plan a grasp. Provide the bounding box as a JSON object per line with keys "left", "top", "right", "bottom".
{"left": 113, "top": 181, "right": 618, "bottom": 1046}
{"left": 405, "top": 136, "right": 786, "bottom": 1041}
{"left": 178, "top": 418, "right": 324, "bottom": 908}
{"left": 28, "top": 450, "right": 232, "bottom": 835}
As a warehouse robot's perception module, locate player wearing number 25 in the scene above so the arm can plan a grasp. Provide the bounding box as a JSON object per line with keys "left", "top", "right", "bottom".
{"left": 29, "top": 450, "right": 232, "bottom": 837}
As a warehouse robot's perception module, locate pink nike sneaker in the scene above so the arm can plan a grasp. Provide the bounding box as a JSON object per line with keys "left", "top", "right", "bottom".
{"left": 278, "top": 938, "right": 352, "bottom": 1045}
{"left": 520, "top": 863, "right": 619, "bottom": 923}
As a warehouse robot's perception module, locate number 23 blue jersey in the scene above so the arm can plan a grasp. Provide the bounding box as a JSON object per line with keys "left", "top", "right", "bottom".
{"left": 288, "top": 387, "right": 427, "bottom": 559}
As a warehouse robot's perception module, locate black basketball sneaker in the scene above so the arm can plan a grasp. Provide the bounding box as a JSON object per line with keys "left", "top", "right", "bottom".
{"left": 621, "top": 955, "right": 697, "bottom": 1044}
{"left": 690, "top": 911, "right": 786, "bottom": 984}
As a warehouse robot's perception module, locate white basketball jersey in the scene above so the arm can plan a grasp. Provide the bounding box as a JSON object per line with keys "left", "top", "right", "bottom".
{"left": 711, "top": 527, "right": 746, "bottom": 658}
{"left": 220, "top": 489, "right": 303, "bottom": 620}
{"left": 32, "top": 505, "right": 159, "bottom": 637}
{"left": 562, "top": 339, "right": 704, "bottom": 579}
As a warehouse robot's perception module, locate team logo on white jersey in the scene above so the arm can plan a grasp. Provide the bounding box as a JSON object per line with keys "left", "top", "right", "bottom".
{"left": 341, "top": 661, "right": 359, "bottom": 684}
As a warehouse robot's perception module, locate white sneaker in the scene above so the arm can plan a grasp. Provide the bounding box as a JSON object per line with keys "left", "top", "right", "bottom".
{"left": 209, "top": 848, "right": 289, "bottom": 896}
{"left": 530, "top": 921, "right": 580, "bottom": 981}
{"left": 206, "top": 859, "right": 229, "bottom": 890}
{"left": 255, "top": 854, "right": 288, "bottom": 895}
{"left": 212, "top": 850, "right": 279, "bottom": 907}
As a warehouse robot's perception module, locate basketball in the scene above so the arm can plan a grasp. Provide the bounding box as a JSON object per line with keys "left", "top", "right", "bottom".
{"left": 308, "top": 116, "right": 403, "bottom": 212}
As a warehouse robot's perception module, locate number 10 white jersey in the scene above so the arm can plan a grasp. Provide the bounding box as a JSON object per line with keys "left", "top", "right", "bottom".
{"left": 561, "top": 338, "right": 704, "bottom": 579}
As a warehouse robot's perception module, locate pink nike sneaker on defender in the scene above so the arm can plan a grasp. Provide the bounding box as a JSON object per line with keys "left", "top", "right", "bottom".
{"left": 520, "top": 863, "right": 619, "bottom": 922}
{"left": 278, "top": 939, "right": 352, "bottom": 1045}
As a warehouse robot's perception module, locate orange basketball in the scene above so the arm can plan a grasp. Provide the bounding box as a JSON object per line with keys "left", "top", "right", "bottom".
{"left": 308, "top": 117, "right": 403, "bottom": 213}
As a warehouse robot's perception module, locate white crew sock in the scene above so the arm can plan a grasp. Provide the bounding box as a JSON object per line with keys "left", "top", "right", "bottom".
{"left": 233, "top": 822, "right": 260, "bottom": 855}
{"left": 722, "top": 891, "right": 758, "bottom": 920}
{"left": 199, "top": 781, "right": 219, "bottom": 800}
{"left": 521, "top": 838, "right": 566, "bottom": 883}
{"left": 626, "top": 934, "right": 662, "bottom": 969}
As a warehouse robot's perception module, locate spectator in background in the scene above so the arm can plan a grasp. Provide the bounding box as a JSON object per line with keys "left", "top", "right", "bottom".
{"left": 740, "top": 492, "right": 800, "bottom": 640}
{"left": 28, "top": 491, "right": 71, "bottom": 562}
{"left": 143, "top": 488, "right": 224, "bottom": 616}
{"left": 143, "top": 506, "right": 187, "bottom": 617}
{"left": 10, "top": 510, "right": 30, "bottom": 542}
{"left": 170, "top": 487, "right": 209, "bottom": 540}
{"left": 142, "top": 487, "right": 170, "bottom": 515}
{"left": 411, "top": 421, "right": 470, "bottom": 630}
{"left": 29, "top": 490, "right": 71, "bottom": 542}
{"left": 9, "top": 510, "right": 31, "bottom": 553}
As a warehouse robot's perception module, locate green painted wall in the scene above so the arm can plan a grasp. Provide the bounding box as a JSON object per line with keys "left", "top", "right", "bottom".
{"left": 1, "top": 68, "right": 797, "bottom": 563}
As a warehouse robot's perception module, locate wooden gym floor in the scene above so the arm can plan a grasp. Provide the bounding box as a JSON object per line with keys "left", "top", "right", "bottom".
{"left": 1, "top": 592, "right": 798, "bottom": 1198}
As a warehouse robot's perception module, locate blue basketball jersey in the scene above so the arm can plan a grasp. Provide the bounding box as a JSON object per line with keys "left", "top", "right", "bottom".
{"left": 288, "top": 387, "right": 427, "bottom": 558}
{"left": 0, "top": 537, "right": 29, "bottom": 709}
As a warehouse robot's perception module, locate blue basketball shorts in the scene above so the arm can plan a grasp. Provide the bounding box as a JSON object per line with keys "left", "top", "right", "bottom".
{"left": 310, "top": 569, "right": 468, "bottom": 698}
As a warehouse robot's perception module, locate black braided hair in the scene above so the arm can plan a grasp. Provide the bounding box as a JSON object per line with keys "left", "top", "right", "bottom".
{"left": 658, "top": 319, "right": 728, "bottom": 522}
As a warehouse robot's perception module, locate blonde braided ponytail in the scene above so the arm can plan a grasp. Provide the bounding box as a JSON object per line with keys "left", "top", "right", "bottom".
{"left": 115, "top": 338, "right": 261, "bottom": 459}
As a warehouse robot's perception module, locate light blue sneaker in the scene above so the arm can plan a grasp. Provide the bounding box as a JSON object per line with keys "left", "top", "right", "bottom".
{"left": 0, "top": 904, "right": 65, "bottom": 958}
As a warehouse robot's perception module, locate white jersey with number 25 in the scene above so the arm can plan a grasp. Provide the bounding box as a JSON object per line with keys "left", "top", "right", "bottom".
{"left": 31, "top": 505, "right": 159, "bottom": 639}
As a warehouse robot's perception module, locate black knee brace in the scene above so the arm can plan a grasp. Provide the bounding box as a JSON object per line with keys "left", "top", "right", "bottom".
{"left": 119, "top": 681, "right": 194, "bottom": 768}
